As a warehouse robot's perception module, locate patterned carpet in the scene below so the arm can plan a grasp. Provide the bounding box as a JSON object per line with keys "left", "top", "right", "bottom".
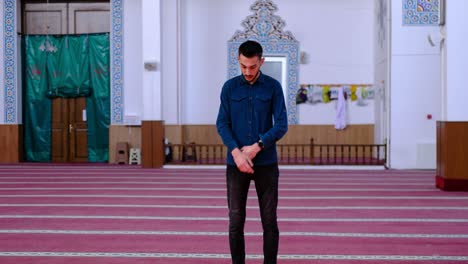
{"left": 0, "top": 164, "right": 467, "bottom": 263}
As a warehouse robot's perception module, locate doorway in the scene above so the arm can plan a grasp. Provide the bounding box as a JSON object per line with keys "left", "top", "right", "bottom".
{"left": 23, "top": 1, "right": 110, "bottom": 162}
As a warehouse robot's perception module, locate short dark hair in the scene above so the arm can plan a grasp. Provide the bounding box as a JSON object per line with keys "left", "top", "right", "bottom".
{"left": 238, "top": 40, "right": 263, "bottom": 59}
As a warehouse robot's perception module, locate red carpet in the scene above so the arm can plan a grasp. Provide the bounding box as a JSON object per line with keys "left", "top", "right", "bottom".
{"left": 0, "top": 164, "right": 467, "bottom": 263}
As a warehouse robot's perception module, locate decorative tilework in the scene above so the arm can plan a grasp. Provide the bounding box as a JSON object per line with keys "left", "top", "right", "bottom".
{"left": 111, "top": 0, "right": 124, "bottom": 124}
{"left": 228, "top": 0, "right": 299, "bottom": 124}
{"left": 3, "top": 0, "right": 16, "bottom": 124}
{"left": 403, "top": 0, "right": 439, "bottom": 26}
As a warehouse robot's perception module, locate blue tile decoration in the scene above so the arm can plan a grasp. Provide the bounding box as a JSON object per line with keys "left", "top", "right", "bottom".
{"left": 111, "top": 0, "right": 124, "bottom": 124}
{"left": 3, "top": 0, "right": 16, "bottom": 124}
{"left": 403, "top": 0, "right": 439, "bottom": 26}
{"left": 228, "top": 0, "right": 299, "bottom": 124}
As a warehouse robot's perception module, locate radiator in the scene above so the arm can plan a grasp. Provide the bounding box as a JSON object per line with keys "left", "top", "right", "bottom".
{"left": 416, "top": 142, "right": 436, "bottom": 169}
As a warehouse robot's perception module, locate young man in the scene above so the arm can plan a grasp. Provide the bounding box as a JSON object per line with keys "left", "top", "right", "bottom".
{"left": 216, "top": 40, "right": 288, "bottom": 264}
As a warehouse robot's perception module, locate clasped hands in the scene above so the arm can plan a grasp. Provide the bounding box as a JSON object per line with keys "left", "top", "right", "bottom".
{"left": 232, "top": 143, "right": 262, "bottom": 174}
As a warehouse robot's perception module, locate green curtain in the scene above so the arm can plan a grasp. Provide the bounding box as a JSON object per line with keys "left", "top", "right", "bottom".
{"left": 23, "top": 34, "right": 110, "bottom": 162}
{"left": 87, "top": 34, "right": 110, "bottom": 162}
{"left": 23, "top": 35, "right": 52, "bottom": 161}
{"left": 46, "top": 35, "right": 91, "bottom": 98}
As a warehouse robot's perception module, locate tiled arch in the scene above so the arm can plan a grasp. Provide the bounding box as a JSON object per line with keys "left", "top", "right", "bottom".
{"left": 227, "top": 0, "right": 299, "bottom": 124}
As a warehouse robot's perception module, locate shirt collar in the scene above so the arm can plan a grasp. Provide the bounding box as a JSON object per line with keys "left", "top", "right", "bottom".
{"left": 240, "top": 71, "right": 265, "bottom": 85}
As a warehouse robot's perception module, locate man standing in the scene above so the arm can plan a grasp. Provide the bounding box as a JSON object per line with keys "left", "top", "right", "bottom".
{"left": 216, "top": 40, "right": 288, "bottom": 264}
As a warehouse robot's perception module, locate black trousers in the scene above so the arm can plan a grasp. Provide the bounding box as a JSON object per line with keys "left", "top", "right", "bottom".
{"left": 226, "top": 164, "right": 279, "bottom": 264}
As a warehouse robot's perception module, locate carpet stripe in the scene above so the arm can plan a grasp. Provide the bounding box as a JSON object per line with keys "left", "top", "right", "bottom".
{"left": 0, "top": 181, "right": 435, "bottom": 187}
{"left": 2, "top": 219, "right": 467, "bottom": 235}
{"left": 2, "top": 229, "right": 468, "bottom": 238}
{"left": 2, "top": 180, "right": 434, "bottom": 187}
{"left": 0, "top": 252, "right": 466, "bottom": 261}
{"left": 0, "top": 187, "right": 435, "bottom": 192}
{"left": 0, "top": 175, "right": 431, "bottom": 179}
{"left": 2, "top": 215, "right": 468, "bottom": 222}
{"left": 4, "top": 197, "right": 465, "bottom": 208}
{"left": 0, "top": 168, "right": 427, "bottom": 173}
{"left": 0, "top": 194, "right": 465, "bottom": 200}
{"left": 2, "top": 204, "right": 468, "bottom": 210}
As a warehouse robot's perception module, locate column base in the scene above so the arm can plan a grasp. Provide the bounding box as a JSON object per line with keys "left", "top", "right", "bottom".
{"left": 436, "top": 175, "right": 468, "bottom": 191}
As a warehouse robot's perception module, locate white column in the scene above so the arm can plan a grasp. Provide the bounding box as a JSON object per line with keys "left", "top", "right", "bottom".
{"left": 161, "top": 0, "right": 181, "bottom": 124}
{"left": 141, "top": 0, "right": 162, "bottom": 121}
{"left": 445, "top": 0, "right": 468, "bottom": 121}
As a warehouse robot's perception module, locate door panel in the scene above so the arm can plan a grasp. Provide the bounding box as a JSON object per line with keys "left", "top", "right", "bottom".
{"left": 50, "top": 98, "right": 69, "bottom": 162}
{"left": 24, "top": 4, "right": 67, "bottom": 34}
{"left": 70, "top": 98, "right": 88, "bottom": 162}
{"left": 69, "top": 3, "right": 110, "bottom": 34}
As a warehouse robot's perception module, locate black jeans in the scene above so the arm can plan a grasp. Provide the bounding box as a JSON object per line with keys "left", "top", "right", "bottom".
{"left": 226, "top": 164, "right": 279, "bottom": 264}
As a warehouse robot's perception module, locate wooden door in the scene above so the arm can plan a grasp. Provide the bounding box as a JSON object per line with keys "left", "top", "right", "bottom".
{"left": 50, "top": 97, "right": 69, "bottom": 162}
{"left": 69, "top": 98, "right": 89, "bottom": 162}
{"left": 23, "top": 2, "right": 110, "bottom": 162}
{"left": 67, "top": 3, "right": 110, "bottom": 162}
{"left": 50, "top": 98, "right": 87, "bottom": 162}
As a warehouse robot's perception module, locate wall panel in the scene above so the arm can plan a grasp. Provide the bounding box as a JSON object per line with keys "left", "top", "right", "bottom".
{"left": 0, "top": 125, "right": 22, "bottom": 163}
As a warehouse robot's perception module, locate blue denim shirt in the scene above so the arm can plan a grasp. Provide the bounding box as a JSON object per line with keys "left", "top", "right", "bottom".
{"left": 216, "top": 72, "right": 288, "bottom": 166}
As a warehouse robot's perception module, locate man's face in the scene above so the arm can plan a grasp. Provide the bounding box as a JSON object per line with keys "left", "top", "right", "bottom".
{"left": 238, "top": 54, "right": 264, "bottom": 83}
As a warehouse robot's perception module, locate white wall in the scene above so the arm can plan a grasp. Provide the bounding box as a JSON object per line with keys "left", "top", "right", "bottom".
{"left": 161, "top": 0, "right": 179, "bottom": 124}
{"left": 123, "top": 0, "right": 143, "bottom": 121}
{"left": 132, "top": 0, "right": 378, "bottom": 128}
{"left": 390, "top": 0, "right": 441, "bottom": 169}
{"left": 164, "top": 0, "right": 375, "bottom": 125}
{"left": 283, "top": 0, "right": 374, "bottom": 84}
{"left": 298, "top": 101, "right": 375, "bottom": 125}
{"left": 0, "top": 1, "right": 5, "bottom": 124}
{"left": 289, "top": 0, "right": 375, "bottom": 125}
{"left": 445, "top": 0, "right": 468, "bottom": 121}
{"left": 180, "top": 0, "right": 244, "bottom": 124}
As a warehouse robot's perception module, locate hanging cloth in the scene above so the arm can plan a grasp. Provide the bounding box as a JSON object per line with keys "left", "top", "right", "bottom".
{"left": 86, "top": 33, "right": 111, "bottom": 162}
{"left": 23, "top": 33, "right": 110, "bottom": 162}
{"left": 23, "top": 35, "right": 53, "bottom": 161}
{"left": 335, "top": 87, "right": 347, "bottom": 130}
{"left": 357, "top": 86, "right": 368, "bottom": 106}
{"left": 46, "top": 35, "right": 92, "bottom": 98}
{"left": 295, "top": 85, "right": 308, "bottom": 104}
